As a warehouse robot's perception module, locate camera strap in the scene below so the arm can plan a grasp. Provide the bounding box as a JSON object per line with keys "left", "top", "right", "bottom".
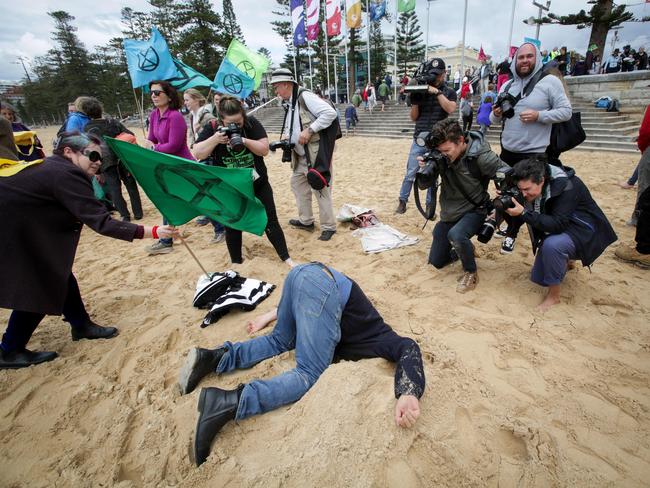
{"left": 280, "top": 84, "right": 300, "bottom": 149}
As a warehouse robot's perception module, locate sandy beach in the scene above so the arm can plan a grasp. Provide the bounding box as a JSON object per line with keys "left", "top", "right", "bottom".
{"left": 0, "top": 125, "right": 648, "bottom": 487}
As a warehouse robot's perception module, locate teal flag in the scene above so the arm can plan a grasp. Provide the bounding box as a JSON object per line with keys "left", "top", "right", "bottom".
{"left": 123, "top": 27, "right": 178, "bottom": 88}
{"left": 143, "top": 58, "right": 213, "bottom": 93}
{"left": 103, "top": 138, "right": 268, "bottom": 235}
{"left": 212, "top": 57, "right": 256, "bottom": 99}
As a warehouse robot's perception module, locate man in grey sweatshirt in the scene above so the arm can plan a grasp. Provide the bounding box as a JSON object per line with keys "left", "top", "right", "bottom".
{"left": 490, "top": 42, "right": 572, "bottom": 254}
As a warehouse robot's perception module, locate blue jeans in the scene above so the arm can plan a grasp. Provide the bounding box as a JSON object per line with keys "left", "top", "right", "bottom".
{"left": 531, "top": 233, "right": 577, "bottom": 286}
{"left": 160, "top": 216, "right": 172, "bottom": 245}
{"left": 210, "top": 219, "right": 225, "bottom": 235}
{"left": 216, "top": 264, "right": 343, "bottom": 420}
{"left": 428, "top": 211, "right": 485, "bottom": 273}
{"left": 399, "top": 140, "right": 434, "bottom": 205}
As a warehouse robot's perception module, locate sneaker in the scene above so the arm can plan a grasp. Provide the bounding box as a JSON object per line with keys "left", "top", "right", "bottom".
{"left": 456, "top": 271, "right": 478, "bottom": 293}
{"left": 395, "top": 199, "right": 407, "bottom": 214}
{"left": 615, "top": 244, "right": 650, "bottom": 269}
{"left": 494, "top": 228, "right": 507, "bottom": 239}
{"left": 195, "top": 216, "right": 210, "bottom": 226}
{"left": 211, "top": 232, "right": 225, "bottom": 244}
{"left": 500, "top": 237, "right": 516, "bottom": 254}
{"left": 288, "top": 219, "right": 315, "bottom": 231}
{"left": 318, "top": 230, "right": 336, "bottom": 241}
{"left": 146, "top": 241, "right": 173, "bottom": 255}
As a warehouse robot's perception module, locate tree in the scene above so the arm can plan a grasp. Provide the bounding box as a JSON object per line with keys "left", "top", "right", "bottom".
{"left": 396, "top": 10, "right": 424, "bottom": 76}
{"left": 530, "top": 0, "right": 649, "bottom": 57}
{"left": 148, "top": 0, "right": 184, "bottom": 50}
{"left": 175, "top": 0, "right": 224, "bottom": 78}
{"left": 222, "top": 0, "right": 245, "bottom": 46}
{"left": 368, "top": 19, "right": 387, "bottom": 85}
{"left": 120, "top": 7, "right": 151, "bottom": 40}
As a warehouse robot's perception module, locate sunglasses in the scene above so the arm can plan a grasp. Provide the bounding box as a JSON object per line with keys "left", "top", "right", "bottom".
{"left": 83, "top": 149, "right": 102, "bottom": 162}
{"left": 151, "top": 90, "right": 165, "bottom": 97}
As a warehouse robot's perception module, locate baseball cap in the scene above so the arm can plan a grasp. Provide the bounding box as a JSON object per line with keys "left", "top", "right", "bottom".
{"left": 429, "top": 58, "right": 446, "bottom": 74}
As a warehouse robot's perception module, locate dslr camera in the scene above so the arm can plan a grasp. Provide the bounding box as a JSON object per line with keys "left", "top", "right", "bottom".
{"left": 218, "top": 122, "right": 245, "bottom": 152}
{"left": 414, "top": 131, "right": 448, "bottom": 189}
{"left": 269, "top": 140, "right": 295, "bottom": 163}
{"left": 494, "top": 91, "right": 518, "bottom": 119}
{"left": 476, "top": 167, "right": 522, "bottom": 243}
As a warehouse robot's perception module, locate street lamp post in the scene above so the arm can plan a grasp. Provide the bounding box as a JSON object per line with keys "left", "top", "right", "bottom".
{"left": 532, "top": 0, "right": 551, "bottom": 40}
{"left": 424, "top": 0, "right": 437, "bottom": 62}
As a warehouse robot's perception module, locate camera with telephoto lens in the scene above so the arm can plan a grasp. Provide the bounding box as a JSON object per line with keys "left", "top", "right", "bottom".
{"left": 494, "top": 91, "right": 518, "bottom": 119}
{"left": 218, "top": 123, "right": 245, "bottom": 152}
{"left": 414, "top": 131, "right": 448, "bottom": 190}
{"left": 269, "top": 140, "right": 295, "bottom": 163}
{"left": 476, "top": 168, "right": 521, "bottom": 244}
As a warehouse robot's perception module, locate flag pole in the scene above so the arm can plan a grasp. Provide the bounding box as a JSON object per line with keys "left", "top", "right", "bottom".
{"left": 132, "top": 87, "right": 146, "bottom": 137}
{"left": 459, "top": 0, "right": 468, "bottom": 122}
{"left": 343, "top": 1, "right": 350, "bottom": 102}
{"left": 308, "top": 43, "right": 314, "bottom": 89}
{"left": 393, "top": 0, "right": 398, "bottom": 102}
{"left": 179, "top": 234, "right": 211, "bottom": 278}
{"left": 325, "top": 21, "right": 331, "bottom": 97}
{"left": 366, "top": 0, "right": 371, "bottom": 85}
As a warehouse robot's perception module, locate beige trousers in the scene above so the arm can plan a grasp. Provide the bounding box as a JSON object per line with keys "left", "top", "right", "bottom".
{"left": 290, "top": 156, "right": 336, "bottom": 231}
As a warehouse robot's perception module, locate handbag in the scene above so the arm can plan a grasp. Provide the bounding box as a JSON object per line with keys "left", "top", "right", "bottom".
{"left": 549, "top": 111, "right": 586, "bottom": 154}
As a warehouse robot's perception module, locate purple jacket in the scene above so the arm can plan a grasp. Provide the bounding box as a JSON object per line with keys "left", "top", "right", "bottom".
{"left": 477, "top": 102, "right": 492, "bottom": 126}
{"left": 147, "top": 108, "right": 194, "bottom": 160}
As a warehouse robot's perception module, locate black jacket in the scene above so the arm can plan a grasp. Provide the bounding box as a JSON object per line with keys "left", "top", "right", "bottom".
{"left": 521, "top": 165, "right": 617, "bottom": 267}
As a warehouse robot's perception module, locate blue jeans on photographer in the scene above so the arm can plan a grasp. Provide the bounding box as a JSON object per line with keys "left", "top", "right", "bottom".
{"left": 399, "top": 141, "right": 435, "bottom": 205}
{"left": 428, "top": 211, "right": 485, "bottom": 272}
{"left": 216, "top": 264, "right": 343, "bottom": 420}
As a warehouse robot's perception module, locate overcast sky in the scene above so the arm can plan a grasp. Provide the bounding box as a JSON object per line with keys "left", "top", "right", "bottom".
{"left": 1, "top": 0, "right": 649, "bottom": 82}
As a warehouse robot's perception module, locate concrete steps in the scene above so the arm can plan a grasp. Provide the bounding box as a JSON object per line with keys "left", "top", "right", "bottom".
{"left": 253, "top": 99, "right": 642, "bottom": 153}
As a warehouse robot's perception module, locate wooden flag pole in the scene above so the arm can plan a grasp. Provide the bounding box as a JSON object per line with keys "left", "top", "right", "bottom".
{"left": 179, "top": 234, "right": 211, "bottom": 278}
{"left": 132, "top": 87, "right": 147, "bottom": 138}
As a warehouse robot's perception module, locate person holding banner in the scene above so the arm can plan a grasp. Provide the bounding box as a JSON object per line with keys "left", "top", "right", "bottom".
{"left": 0, "top": 131, "right": 179, "bottom": 369}
{"left": 270, "top": 68, "right": 340, "bottom": 242}
{"left": 192, "top": 96, "right": 294, "bottom": 267}
{"left": 143, "top": 80, "right": 195, "bottom": 255}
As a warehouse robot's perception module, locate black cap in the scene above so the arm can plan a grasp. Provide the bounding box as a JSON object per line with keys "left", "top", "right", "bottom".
{"left": 429, "top": 58, "right": 446, "bottom": 74}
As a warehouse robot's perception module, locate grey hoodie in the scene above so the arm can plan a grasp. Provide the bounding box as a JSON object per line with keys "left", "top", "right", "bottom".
{"left": 489, "top": 43, "right": 572, "bottom": 153}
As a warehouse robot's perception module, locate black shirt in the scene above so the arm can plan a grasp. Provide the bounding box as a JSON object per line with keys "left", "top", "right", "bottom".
{"left": 195, "top": 115, "right": 269, "bottom": 181}
{"left": 412, "top": 84, "right": 457, "bottom": 136}
{"left": 334, "top": 280, "right": 426, "bottom": 399}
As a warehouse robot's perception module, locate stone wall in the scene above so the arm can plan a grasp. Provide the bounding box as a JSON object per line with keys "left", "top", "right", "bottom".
{"left": 566, "top": 71, "right": 650, "bottom": 113}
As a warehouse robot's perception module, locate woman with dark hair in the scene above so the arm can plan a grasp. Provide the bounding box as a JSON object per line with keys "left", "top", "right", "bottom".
{"left": 1, "top": 101, "right": 46, "bottom": 161}
{"left": 192, "top": 96, "right": 294, "bottom": 267}
{"left": 143, "top": 80, "right": 194, "bottom": 254}
{"left": 0, "top": 131, "right": 179, "bottom": 369}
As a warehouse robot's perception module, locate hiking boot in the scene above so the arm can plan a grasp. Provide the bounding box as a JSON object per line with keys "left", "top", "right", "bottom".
{"left": 193, "top": 385, "right": 244, "bottom": 466}
{"left": 0, "top": 348, "right": 58, "bottom": 369}
{"left": 146, "top": 241, "right": 173, "bottom": 255}
{"left": 500, "top": 237, "right": 516, "bottom": 254}
{"left": 178, "top": 347, "right": 227, "bottom": 395}
{"left": 615, "top": 244, "right": 650, "bottom": 269}
{"left": 318, "top": 230, "right": 336, "bottom": 241}
{"left": 456, "top": 271, "right": 478, "bottom": 293}
{"left": 395, "top": 199, "right": 407, "bottom": 214}
{"left": 288, "top": 219, "right": 315, "bottom": 231}
{"left": 71, "top": 319, "right": 118, "bottom": 341}
{"left": 211, "top": 231, "right": 225, "bottom": 244}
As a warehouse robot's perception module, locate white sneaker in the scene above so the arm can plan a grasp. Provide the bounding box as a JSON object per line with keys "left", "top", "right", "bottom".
{"left": 500, "top": 237, "right": 516, "bottom": 254}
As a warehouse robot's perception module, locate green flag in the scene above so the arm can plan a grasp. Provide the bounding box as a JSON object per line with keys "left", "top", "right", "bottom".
{"left": 104, "top": 138, "right": 268, "bottom": 235}
{"left": 224, "top": 39, "right": 270, "bottom": 89}
{"left": 398, "top": 0, "right": 415, "bottom": 13}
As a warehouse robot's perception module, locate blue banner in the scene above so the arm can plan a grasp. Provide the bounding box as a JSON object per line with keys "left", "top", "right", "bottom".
{"left": 291, "top": 0, "right": 307, "bottom": 46}
{"left": 123, "top": 27, "right": 178, "bottom": 88}
{"left": 212, "top": 58, "right": 256, "bottom": 99}
{"left": 369, "top": 0, "right": 386, "bottom": 21}
{"left": 523, "top": 37, "right": 541, "bottom": 49}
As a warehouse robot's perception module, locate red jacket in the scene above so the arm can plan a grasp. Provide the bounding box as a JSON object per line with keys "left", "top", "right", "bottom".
{"left": 638, "top": 104, "right": 650, "bottom": 153}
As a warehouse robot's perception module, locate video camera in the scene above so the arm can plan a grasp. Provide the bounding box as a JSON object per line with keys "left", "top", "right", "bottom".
{"left": 269, "top": 140, "right": 295, "bottom": 163}
{"left": 218, "top": 123, "right": 245, "bottom": 152}
{"left": 404, "top": 59, "right": 445, "bottom": 95}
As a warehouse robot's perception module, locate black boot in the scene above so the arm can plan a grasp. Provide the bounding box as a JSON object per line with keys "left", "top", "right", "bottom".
{"left": 0, "top": 348, "right": 58, "bottom": 369}
{"left": 193, "top": 385, "right": 244, "bottom": 466}
{"left": 178, "top": 347, "right": 227, "bottom": 395}
{"left": 71, "top": 318, "right": 119, "bottom": 341}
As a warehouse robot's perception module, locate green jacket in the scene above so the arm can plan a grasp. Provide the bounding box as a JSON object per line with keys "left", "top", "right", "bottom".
{"left": 439, "top": 131, "right": 510, "bottom": 222}
{"left": 351, "top": 94, "right": 363, "bottom": 107}
{"left": 378, "top": 82, "right": 389, "bottom": 97}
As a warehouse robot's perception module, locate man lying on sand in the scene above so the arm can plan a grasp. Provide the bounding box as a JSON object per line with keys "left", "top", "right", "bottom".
{"left": 178, "top": 262, "right": 425, "bottom": 466}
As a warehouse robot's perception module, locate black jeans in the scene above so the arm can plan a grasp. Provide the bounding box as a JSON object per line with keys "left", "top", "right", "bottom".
{"left": 636, "top": 186, "right": 650, "bottom": 254}
{"left": 0, "top": 275, "right": 89, "bottom": 352}
{"left": 462, "top": 114, "right": 473, "bottom": 132}
{"left": 103, "top": 164, "right": 143, "bottom": 220}
{"left": 428, "top": 211, "right": 485, "bottom": 273}
{"left": 225, "top": 178, "right": 290, "bottom": 263}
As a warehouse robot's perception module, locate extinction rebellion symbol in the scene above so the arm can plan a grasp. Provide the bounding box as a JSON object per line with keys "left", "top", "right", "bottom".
{"left": 223, "top": 74, "right": 244, "bottom": 94}
{"left": 138, "top": 47, "right": 160, "bottom": 72}
{"left": 237, "top": 60, "right": 256, "bottom": 80}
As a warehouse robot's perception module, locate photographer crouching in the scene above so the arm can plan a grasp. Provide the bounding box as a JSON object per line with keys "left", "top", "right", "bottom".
{"left": 418, "top": 119, "right": 511, "bottom": 293}
{"left": 505, "top": 156, "right": 617, "bottom": 311}
{"left": 396, "top": 58, "right": 457, "bottom": 217}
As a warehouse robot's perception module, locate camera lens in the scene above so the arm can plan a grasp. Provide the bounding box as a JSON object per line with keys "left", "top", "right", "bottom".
{"left": 229, "top": 134, "right": 245, "bottom": 152}
{"left": 477, "top": 217, "right": 497, "bottom": 244}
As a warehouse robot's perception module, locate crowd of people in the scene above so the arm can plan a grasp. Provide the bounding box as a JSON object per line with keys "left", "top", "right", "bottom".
{"left": 0, "top": 38, "right": 648, "bottom": 468}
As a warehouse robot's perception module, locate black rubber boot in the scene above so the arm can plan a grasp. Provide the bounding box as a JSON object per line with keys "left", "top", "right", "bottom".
{"left": 71, "top": 319, "right": 119, "bottom": 341}
{"left": 178, "top": 347, "right": 227, "bottom": 395}
{"left": 0, "top": 349, "right": 58, "bottom": 369}
{"left": 193, "top": 385, "right": 244, "bottom": 466}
